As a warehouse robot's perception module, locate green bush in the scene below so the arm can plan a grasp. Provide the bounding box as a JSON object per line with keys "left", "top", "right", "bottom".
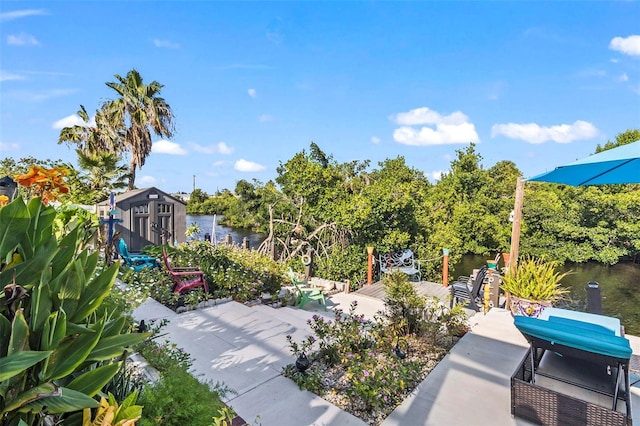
{"left": 137, "top": 367, "right": 226, "bottom": 426}
{"left": 381, "top": 272, "right": 426, "bottom": 335}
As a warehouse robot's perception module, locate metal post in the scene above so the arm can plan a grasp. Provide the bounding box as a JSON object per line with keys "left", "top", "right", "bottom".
{"left": 107, "top": 191, "right": 115, "bottom": 246}
{"left": 586, "top": 281, "right": 603, "bottom": 314}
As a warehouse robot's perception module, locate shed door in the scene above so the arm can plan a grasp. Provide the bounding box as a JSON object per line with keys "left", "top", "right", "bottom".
{"left": 131, "top": 202, "right": 151, "bottom": 251}
{"left": 157, "top": 203, "right": 173, "bottom": 245}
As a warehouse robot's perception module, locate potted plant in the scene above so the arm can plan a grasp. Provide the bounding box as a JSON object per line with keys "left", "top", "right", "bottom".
{"left": 500, "top": 256, "right": 570, "bottom": 317}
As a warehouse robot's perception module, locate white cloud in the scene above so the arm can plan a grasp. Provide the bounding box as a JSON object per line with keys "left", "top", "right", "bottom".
{"left": 429, "top": 170, "right": 444, "bottom": 182}
{"left": 390, "top": 107, "right": 468, "bottom": 126}
{"left": 152, "top": 139, "right": 187, "bottom": 155}
{"left": 490, "top": 120, "right": 598, "bottom": 144}
{"left": 192, "top": 143, "right": 217, "bottom": 154}
{"left": 7, "top": 33, "right": 40, "bottom": 46}
{"left": 52, "top": 114, "right": 95, "bottom": 129}
{"left": 0, "top": 70, "right": 25, "bottom": 82}
{"left": 248, "top": 88, "right": 257, "bottom": 98}
{"left": 617, "top": 73, "right": 629, "bottom": 82}
{"left": 235, "top": 159, "right": 266, "bottom": 172}
{"left": 153, "top": 39, "right": 180, "bottom": 49}
{"left": 212, "top": 160, "right": 227, "bottom": 167}
{"left": 258, "top": 114, "right": 274, "bottom": 122}
{"left": 609, "top": 35, "right": 640, "bottom": 56}
{"left": 191, "top": 142, "right": 234, "bottom": 155}
{"left": 217, "top": 142, "right": 234, "bottom": 155}
{"left": 371, "top": 136, "right": 381, "bottom": 144}
{"left": 0, "top": 9, "right": 46, "bottom": 22}
{"left": 0, "top": 142, "right": 20, "bottom": 152}
{"left": 139, "top": 175, "right": 157, "bottom": 185}
{"left": 393, "top": 123, "right": 479, "bottom": 146}
{"left": 390, "top": 107, "right": 479, "bottom": 146}
{"left": 610, "top": 58, "right": 619, "bottom": 64}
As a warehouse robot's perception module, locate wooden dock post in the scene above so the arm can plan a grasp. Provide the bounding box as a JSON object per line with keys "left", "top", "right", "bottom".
{"left": 367, "top": 246, "right": 374, "bottom": 285}
{"left": 442, "top": 248, "right": 450, "bottom": 287}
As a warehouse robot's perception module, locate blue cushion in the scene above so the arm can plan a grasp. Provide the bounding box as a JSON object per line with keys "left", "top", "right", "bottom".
{"left": 546, "top": 316, "right": 615, "bottom": 336}
{"left": 514, "top": 315, "right": 632, "bottom": 360}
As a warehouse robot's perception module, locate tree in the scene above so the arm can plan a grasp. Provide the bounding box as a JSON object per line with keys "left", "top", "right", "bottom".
{"left": 74, "top": 150, "right": 129, "bottom": 204}
{"left": 101, "top": 69, "right": 175, "bottom": 191}
{"left": 595, "top": 129, "right": 640, "bottom": 153}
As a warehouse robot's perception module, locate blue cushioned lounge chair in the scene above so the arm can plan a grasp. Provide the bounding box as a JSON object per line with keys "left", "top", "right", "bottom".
{"left": 513, "top": 309, "right": 633, "bottom": 418}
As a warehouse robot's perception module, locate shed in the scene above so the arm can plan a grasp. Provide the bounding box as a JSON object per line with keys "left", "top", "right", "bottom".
{"left": 96, "top": 187, "right": 186, "bottom": 251}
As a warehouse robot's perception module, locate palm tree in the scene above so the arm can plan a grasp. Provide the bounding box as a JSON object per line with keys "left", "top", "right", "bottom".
{"left": 102, "top": 69, "right": 174, "bottom": 190}
{"left": 75, "top": 150, "right": 129, "bottom": 203}
{"left": 58, "top": 105, "right": 119, "bottom": 154}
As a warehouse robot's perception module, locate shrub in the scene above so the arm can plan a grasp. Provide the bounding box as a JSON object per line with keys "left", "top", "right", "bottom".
{"left": 381, "top": 271, "right": 426, "bottom": 335}
{"left": 137, "top": 367, "right": 226, "bottom": 426}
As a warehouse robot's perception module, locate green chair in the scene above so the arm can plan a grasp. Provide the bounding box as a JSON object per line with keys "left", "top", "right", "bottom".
{"left": 288, "top": 269, "right": 326, "bottom": 310}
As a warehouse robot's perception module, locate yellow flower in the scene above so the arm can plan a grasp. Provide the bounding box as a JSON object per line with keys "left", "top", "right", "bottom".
{"left": 0, "top": 195, "right": 8, "bottom": 206}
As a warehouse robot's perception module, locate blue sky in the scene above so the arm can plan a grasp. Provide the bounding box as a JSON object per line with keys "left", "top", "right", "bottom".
{"left": 1, "top": 1, "right": 639, "bottom": 194}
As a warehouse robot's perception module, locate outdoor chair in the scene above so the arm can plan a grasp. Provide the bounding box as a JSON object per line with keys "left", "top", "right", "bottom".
{"left": 288, "top": 268, "right": 326, "bottom": 310}
{"left": 161, "top": 249, "right": 209, "bottom": 294}
{"left": 449, "top": 266, "right": 488, "bottom": 311}
{"left": 512, "top": 308, "right": 633, "bottom": 425}
{"left": 116, "top": 238, "right": 159, "bottom": 272}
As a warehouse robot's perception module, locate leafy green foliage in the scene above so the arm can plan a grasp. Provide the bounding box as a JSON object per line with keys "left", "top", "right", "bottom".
{"left": 501, "top": 256, "right": 571, "bottom": 302}
{"left": 0, "top": 197, "right": 148, "bottom": 425}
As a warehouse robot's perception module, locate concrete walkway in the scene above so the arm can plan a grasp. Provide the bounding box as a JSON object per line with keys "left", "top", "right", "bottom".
{"left": 132, "top": 293, "right": 640, "bottom": 426}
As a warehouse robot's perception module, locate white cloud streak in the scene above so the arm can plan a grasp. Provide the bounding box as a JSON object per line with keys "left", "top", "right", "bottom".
{"left": 152, "top": 139, "right": 187, "bottom": 155}
{"left": 371, "top": 136, "right": 381, "bottom": 144}
{"left": 0, "top": 70, "right": 26, "bottom": 82}
{"left": 491, "top": 120, "right": 598, "bottom": 144}
{"left": 0, "top": 9, "right": 47, "bottom": 22}
{"left": 153, "top": 39, "right": 180, "bottom": 49}
{"left": 235, "top": 159, "right": 266, "bottom": 172}
{"left": 139, "top": 175, "right": 157, "bottom": 185}
{"left": 258, "top": 114, "right": 274, "bottom": 122}
{"left": 609, "top": 35, "right": 640, "bottom": 56}
{"left": 7, "top": 33, "right": 40, "bottom": 46}
{"left": 0, "top": 142, "right": 20, "bottom": 152}
{"left": 248, "top": 88, "right": 257, "bottom": 98}
{"left": 217, "top": 142, "right": 234, "bottom": 155}
{"left": 391, "top": 107, "right": 479, "bottom": 146}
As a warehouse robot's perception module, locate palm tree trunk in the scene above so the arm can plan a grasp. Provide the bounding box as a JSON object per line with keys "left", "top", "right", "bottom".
{"left": 128, "top": 160, "right": 136, "bottom": 191}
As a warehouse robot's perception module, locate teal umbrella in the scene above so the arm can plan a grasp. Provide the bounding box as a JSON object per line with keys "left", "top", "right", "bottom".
{"left": 527, "top": 140, "right": 640, "bottom": 186}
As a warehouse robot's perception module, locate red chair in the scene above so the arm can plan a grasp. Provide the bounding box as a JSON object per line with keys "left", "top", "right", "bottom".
{"left": 162, "top": 249, "right": 209, "bottom": 294}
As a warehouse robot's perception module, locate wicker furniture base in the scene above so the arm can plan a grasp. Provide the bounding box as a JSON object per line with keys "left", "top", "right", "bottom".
{"left": 511, "top": 352, "right": 632, "bottom": 426}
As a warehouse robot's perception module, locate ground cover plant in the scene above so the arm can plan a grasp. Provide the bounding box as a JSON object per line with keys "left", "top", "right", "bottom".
{"left": 283, "top": 272, "right": 468, "bottom": 425}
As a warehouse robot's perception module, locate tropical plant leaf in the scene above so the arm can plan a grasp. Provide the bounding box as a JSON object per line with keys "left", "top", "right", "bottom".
{"left": 67, "top": 362, "right": 121, "bottom": 397}
{"left": 22, "top": 386, "right": 100, "bottom": 414}
{"left": 0, "top": 382, "right": 58, "bottom": 415}
{"left": 0, "top": 350, "right": 52, "bottom": 381}
{"left": 8, "top": 308, "right": 30, "bottom": 355}
{"left": 0, "top": 313, "right": 10, "bottom": 356}
{"left": 87, "top": 333, "right": 149, "bottom": 361}
{"left": 44, "top": 315, "right": 104, "bottom": 380}
{"left": 71, "top": 263, "right": 118, "bottom": 322}
{"left": 0, "top": 197, "right": 30, "bottom": 259}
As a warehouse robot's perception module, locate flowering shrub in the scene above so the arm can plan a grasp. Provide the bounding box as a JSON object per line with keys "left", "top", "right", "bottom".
{"left": 284, "top": 287, "right": 468, "bottom": 424}
{"left": 173, "top": 241, "right": 286, "bottom": 302}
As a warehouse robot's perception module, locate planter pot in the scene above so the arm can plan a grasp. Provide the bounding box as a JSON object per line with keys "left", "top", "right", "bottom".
{"left": 509, "top": 295, "right": 552, "bottom": 318}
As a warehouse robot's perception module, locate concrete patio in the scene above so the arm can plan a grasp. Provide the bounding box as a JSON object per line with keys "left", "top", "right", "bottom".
{"left": 132, "top": 290, "right": 640, "bottom": 425}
